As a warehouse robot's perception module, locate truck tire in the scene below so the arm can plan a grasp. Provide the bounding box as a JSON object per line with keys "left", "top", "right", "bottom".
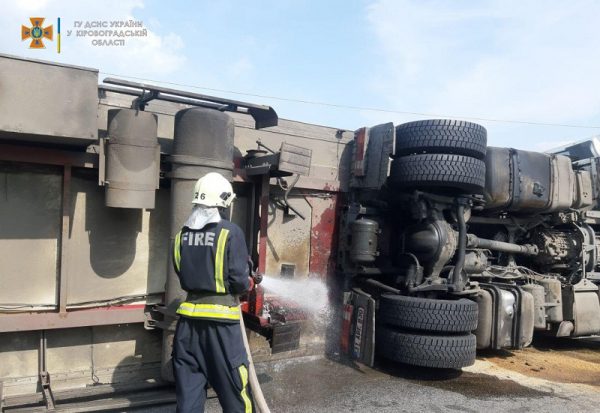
{"left": 376, "top": 326, "right": 476, "bottom": 369}
{"left": 389, "top": 154, "right": 485, "bottom": 194}
{"left": 378, "top": 294, "right": 478, "bottom": 333}
{"left": 395, "top": 119, "right": 487, "bottom": 160}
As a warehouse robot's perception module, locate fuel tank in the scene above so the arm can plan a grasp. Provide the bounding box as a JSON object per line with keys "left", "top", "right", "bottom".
{"left": 483, "top": 147, "right": 574, "bottom": 213}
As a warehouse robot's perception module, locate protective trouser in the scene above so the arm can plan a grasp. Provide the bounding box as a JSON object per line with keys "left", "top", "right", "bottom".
{"left": 173, "top": 317, "right": 254, "bottom": 413}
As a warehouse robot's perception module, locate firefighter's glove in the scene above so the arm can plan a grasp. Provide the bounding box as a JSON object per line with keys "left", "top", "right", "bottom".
{"left": 248, "top": 276, "right": 255, "bottom": 292}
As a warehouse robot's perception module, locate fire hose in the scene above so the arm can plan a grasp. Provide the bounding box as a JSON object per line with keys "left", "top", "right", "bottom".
{"left": 240, "top": 307, "right": 270, "bottom": 413}
{"left": 241, "top": 264, "right": 270, "bottom": 413}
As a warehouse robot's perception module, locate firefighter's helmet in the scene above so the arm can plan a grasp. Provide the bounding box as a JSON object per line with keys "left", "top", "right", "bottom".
{"left": 192, "top": 172, "right": 235, "bottom": 208}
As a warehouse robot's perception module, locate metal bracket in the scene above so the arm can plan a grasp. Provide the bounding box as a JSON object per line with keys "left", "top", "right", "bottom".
{"left": 144, "top": 305, "right": 178, "bottom": 332}
{"left": 132, "top": 89, "right": 159, "bottom": 111}
{"left": 38, "top": 330, "right": 56, "bottom": 411}
{"left": 98, "top": 137, "right": 107, "bottom": 186}
{"left": 39, "top": 371, "right": 55, "bottom": 411}
{"left": 409, "top": 278, "right": 449, "bottom": 293}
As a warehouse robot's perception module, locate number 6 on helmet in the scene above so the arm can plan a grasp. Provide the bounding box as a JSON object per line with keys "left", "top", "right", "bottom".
{"left": 192, "top": 172, "right": 236, "bottom": 208}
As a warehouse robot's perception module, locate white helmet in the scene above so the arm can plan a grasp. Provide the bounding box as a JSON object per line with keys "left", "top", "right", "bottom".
{"left": 192, "top": 172, "right": 236, "bottom": 208}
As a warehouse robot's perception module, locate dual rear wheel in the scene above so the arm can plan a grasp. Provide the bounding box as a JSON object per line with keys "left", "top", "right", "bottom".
{"left": 390, "top": 119, "right": 487, "bottom": 195}
{"left": 376, "top": 294, "right": 478, "bottom": 369}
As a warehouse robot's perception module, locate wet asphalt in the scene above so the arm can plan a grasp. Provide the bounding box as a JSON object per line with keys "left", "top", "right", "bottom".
{"left": 135, "top": 354, "right": 600, "bottom": 413}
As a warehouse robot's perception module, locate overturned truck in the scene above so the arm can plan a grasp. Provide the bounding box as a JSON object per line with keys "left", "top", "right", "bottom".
{"left": 340, "top": 120, "right": 600, "bottom": 368}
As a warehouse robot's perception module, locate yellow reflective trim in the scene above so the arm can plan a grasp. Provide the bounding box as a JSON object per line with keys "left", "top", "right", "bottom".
{"left": 215, "top": 229, "right": 229, "bottom": 293}
{"left": 176, "top": 309, "right": 240, "bottom": 320}
{"left": 178, "top": 302, "right": 239, "bottom": 314}
{"left": 238, "top": 364, "right": 252, "bottom": 413}
{"left": 176, "top": 302, "right": 240, "bottom": 320}
{"left": 173, "top": 231, "right": 182, "bottom": 272}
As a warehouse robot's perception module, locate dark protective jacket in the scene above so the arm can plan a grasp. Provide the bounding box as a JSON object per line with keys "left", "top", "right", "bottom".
{"left": 172, "top": 219, "right": 250, "bottom": 323}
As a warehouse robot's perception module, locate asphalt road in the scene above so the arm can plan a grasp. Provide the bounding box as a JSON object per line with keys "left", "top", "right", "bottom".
{"left": 136, "top": 353, "right": 600, "bottom": 413}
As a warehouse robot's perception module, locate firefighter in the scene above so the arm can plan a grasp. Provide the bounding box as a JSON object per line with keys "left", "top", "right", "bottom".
{"left": 172, "top": 172, "right": 255, "bottom": 413}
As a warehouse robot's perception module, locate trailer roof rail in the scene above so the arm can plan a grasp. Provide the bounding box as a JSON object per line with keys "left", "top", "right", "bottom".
{"left": 101, "top": 77, "right": 278, "bottom": 129}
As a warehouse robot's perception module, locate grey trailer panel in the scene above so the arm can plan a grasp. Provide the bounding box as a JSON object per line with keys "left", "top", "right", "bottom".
{"left": 65, "top": 175, "right": 169, "bottom": 304}
{"left": 0, "top": 54, "right": 98, "bottom": 146}
{"left": 0, "top": 164, "right": 61, "bottom": 306}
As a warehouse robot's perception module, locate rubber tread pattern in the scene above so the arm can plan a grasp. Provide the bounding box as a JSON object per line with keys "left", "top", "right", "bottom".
{"left": 389, "top": 153, "right": 485, "bottom": 193}
{"left": 378, "top": 294, "right": 478, "bottom": 333}
{"left": 395, "top": 119, "right": 487, "bottom": 159}
{"left": 376, "top": 326, "right": 477, "bottom": 369}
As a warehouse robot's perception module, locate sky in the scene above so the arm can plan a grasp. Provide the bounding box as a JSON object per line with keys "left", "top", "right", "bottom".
{"left": 2, "top": 0, "right": 600, "bottom": 151}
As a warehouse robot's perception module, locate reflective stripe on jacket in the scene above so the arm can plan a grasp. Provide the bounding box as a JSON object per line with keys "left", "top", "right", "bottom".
{"left": 176, "top": 302, "right": 240, "bottom": 321}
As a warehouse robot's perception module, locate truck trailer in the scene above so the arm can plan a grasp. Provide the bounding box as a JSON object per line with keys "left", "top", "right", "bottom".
{"left": 0, "top": 54, "right": 343, "bottom": 410}
{"left": 1, "top": 53, "right": 600, "bottom": 410}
